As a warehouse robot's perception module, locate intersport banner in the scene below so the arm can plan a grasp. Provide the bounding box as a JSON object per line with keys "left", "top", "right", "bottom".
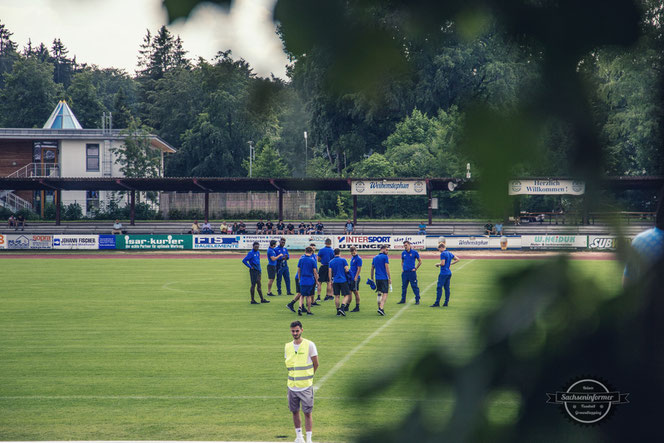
{"left": 522, "top": 234, "right": 587, "bottom": 249}
{"left": 334, "top": 235, "right": 425, "bottom": 250}
{"left": 194, "top": 235, "right": 242, "bottom": 249}
{"left": 53, "top": 235, "right": 98, "bottom": 250}
{"left": 116, "top": 234, "right": 192, "bottom": 250}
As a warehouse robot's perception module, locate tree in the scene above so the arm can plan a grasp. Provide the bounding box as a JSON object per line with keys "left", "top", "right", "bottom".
{"left": 242, "top": 138, "right": 290, "bottom": 177}
{"left": 113, "top": 118, "right": 161, "bottom": 178}
{"left": 111, "top": 88, "right": 133, "bottom": 129}
{"left": 51, "top": 38, "right": 75, "bottom": 87}
{"left": 0, "top": 21, "right": 18, "bottom": 89}
{"left": 67, "top": 71, "right": 104, "bottom": 128}
{"left": 137, "top": 26, "right": 190, "bottom": 82}
{"left": 0, "top": 57, "right": 63, "bottom": 127}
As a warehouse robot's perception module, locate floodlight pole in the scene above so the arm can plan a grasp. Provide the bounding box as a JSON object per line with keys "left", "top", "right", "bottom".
{"left": 248, "top": 141, "right": 254, "bottom": 178}
{"left": 304, "top": 131, "right": 308, "bottom": 175}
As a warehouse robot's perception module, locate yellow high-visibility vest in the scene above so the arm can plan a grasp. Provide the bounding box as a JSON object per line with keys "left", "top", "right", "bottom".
{"left": 285, "top": 339, "right": 314, "bottom": 389}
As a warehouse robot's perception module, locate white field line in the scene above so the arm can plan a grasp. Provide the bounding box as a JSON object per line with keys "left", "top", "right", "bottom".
{"left": 0, "top": 395, "right": 448, "bottom": 403}
{"left": 313, "top": 259, "right": 475, "bottom": 392}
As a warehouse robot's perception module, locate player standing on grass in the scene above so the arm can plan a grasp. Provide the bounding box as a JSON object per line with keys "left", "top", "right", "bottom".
{"left": 289, "top": 247, "right": 318, "bottom": 316}
{"left": 398, "top": 240, "right": 422, "bottom": 305}
{"left": 316, "top": 238, "right": 335, "bottom": 301}
{"left": 431, "top": 242, "right": 460, "bottom": 307}
{"left": 348, "top": 246, "right": 362, "bottom": 311}
{"left": 370, "top": 245, "right": 391, "bottom": 316}
{"left": 329, "top": 248, "right": 351, "bottom": 316}
{"left": 241, "top": 242, "right": 270, "bottom": 304}
{"left": 285, "top": 321, "right": 318, "bottom": 443}
{"left": 276, "top": 238, "right": 294, "bottom": 296}
{"left": 267, "top": 240, "right": 283, "bottom": 296}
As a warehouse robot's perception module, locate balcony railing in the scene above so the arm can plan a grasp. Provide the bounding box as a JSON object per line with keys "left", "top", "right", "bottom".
{"left": 7, "top": 163, "right": 60, "bottom": 178}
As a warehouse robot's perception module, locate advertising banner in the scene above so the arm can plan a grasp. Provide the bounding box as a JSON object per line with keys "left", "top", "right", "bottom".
{"left": 5, "top": 234, "right": 53, "bottom": 249}
{"left": 194, "top": 235, "right": 242, "bottom": 249}
{"left": 116, "top": 235, "right": 192, "bottom": 250}
{"left": 389, "top": 235, "right": 426, "bottom": 250}
{"left": 351, "top": 180, "right": 427, "bottom": 195}
{"left": 509, "top": 179, "right": 585, "bottom": 195}
{"left": 521, "top": 234, "right": 587, "bottom": 249}
{"left": 98, "top": 235, "right": 117, "bottom": 250}
{"left": 0, "top": 233, "right": 6, "bottom": 249}
{"left": 336, "top": 235, "right": 393, "bottom": 250}
{"left": 240, "top": 235, "right": 329, "bottom": 250}
{"left": 429, "top": 235, "right": 522, "bottom": 250}
{"left": 53, "top": 235, "right": 98, "bottom": 250}
{"left": 587, "top": 235, "right": 630, "bottom": 250}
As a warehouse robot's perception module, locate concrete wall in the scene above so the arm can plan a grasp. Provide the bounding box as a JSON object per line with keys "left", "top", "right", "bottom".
{"left": 160, "top": 191, "right": 317, "bottom": 219}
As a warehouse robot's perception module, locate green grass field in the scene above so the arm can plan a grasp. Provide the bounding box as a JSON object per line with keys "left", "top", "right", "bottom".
{"left": 0, "top": 256, "right": 622, "bottom": 442}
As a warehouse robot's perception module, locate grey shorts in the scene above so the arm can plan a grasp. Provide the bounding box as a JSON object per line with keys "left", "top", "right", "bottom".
{"left": 288, "top": 386, "right": 314, "bottom": 413}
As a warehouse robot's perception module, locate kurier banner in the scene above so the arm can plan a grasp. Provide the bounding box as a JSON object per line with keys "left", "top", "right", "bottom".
{"left": 522, "top": 234, "right": 587, "bottom": 249}
{"left": 194, "top": 235, "right": 242, "bottom": 249}
{"left": 509, "top": 179, "right": 585, "bottom": 195}
{"left": 429, "top": 235, "right": 522, "bottom": 250}
{"left": 116, "top": 234, "right": 192, "bottom": 250}
{"left": 53, "top": 235, "right": 98, "bottom": 250}
{"left": 5, "top": 234, "right": 53, "bottom": 249}
{"left": 351, "top": 180, "right": 427, "bottom": 195}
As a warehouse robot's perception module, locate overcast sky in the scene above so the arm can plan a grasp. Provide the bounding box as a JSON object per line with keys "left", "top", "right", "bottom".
{"left": 1, "top": 0, "right": 288, "bottom": 78}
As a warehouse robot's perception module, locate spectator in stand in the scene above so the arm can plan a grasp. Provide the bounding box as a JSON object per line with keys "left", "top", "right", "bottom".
{"left": 266, "top": 219, "right": 274, "bottom": 235}
{"left": 494, "top": 223, "right": 504, "bottom": 235}
{"left": 112, "top": 219, "right": 123, "bottom": 235}
{"left": 307, "top": 221, "right": 315, "bottom": 234}
{"left": 277, "top": 220, "right": 286, "bottom": 235}
{"left": 287, "top": 221, "right": 295, "bottom": 235}
{"left": 191, "top": 220, "right": 201, "bottom": 234}
{"left": 315, "top": 220, "right": 324, "bottom": 234}
{"left": 8, "top": 214, "right": 16, "bottom": 228}
{"left": 239, "top": 221, "right": 247, "bottom": 234}
{"left": 299, "top": 222, "right": 306, "bottom": 235}
{"left": 231, "top": 222, "right": 239, "bottom": 234}
{"left": 220, "top": 221, "right": 228, "bottom": 234}
{"left": 345, "top": 220, "right": 354, "bottom": 234}
{"left": 16, "top": 214, "right": 25, "bottom": 231}
{"left": 202, "top": 220, "right": 213, "bottom": 234}
{"left": 418, "top": 221, "right": 426, "bottom": 235}
{"left": 484, "top": 222, "right": 494, "bottom": 236}
{"left": 256, "top": 219, "right": 265, "bottom": 234}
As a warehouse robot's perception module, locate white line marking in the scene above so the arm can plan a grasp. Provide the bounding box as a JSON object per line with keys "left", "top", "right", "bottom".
{"left": 161, "top": 281, "right": 187, "bottom": 293}
{"left": 0, "top": 395, "right": 448, "bottom": 402}
{"left": 313, "top": 259, "right": 475, "bottom": 392}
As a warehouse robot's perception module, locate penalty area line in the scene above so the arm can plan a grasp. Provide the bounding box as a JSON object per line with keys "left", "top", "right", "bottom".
{"left": 313, "top": 259, "right": 475, "bottom": 393}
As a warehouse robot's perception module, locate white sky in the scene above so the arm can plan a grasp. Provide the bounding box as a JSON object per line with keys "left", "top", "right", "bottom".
{"left": 0, "top": 0, "right": 288, "bottom": 78}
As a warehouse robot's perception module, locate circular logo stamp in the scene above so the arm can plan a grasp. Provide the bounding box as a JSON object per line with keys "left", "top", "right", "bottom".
{"left": 355, "top": 181, "right": 365, "bottom": 193}
{"left": 414, "top": 181, "right": 425, "bottom": 193}
{"left": 511, "top": 180, "right": 522, "bottom": 193}
{"left": 572, "top": 181, "right": 585, "bottom": 193}
{"left": 547, "top": 377, "right": 629, "bottom": 425}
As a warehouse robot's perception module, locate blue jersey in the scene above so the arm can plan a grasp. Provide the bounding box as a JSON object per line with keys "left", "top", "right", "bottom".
{"left": 439, "top": 251, "right": 455, "bottom": 276}
{"left": 275, "top": 245, "right": 289, "bottom": 267}
{"left": 297, "top": 255, "right": 318, "bottom": 286}
{"left": 350, "top": 255, "right": 363, "bottom": 279}
{"left": 242, "top": 250, "right": 261, "bottom": 271}
{"left": 401, "top": 249, "right": 420, "bottom": 271}
{"left": 372, "top": 253, "right": 390, "bottom": 280}
{"left": 267, "top": 247, "right": 279, "bottom": 267}
{"left": 318, "top": 246, "right": 335, "bottom": 265}
{"left": 329, "top": 256, "right": 349, "bottom": 283}
{"left": 624, "top": 227, "right": 664, "bottom": 279}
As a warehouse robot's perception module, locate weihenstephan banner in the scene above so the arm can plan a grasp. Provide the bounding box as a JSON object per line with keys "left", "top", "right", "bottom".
{"left": 509, "top": 179, "right": 585, "bottom": 195}
{"left": 351, "top": 180, "right": 427, "bottom": 195}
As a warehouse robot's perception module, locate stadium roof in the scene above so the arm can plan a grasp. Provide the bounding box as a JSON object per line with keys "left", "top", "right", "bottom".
{"left": 0, "top": 176, "right": 662, "bottom": 192}
{"left": 43, "top": 101, "right": 83, "bottom": 129}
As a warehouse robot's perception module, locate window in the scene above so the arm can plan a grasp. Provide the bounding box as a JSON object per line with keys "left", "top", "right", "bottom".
{"left": 86, "top": 144, "right": 100, "bottom": 171}
{"left": 86, "top": 190, "right": 99, "bottom": 214}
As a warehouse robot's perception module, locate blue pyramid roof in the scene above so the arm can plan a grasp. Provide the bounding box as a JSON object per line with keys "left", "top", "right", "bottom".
{"left": 43, "top": 100, "right": 83, "bottom": 129}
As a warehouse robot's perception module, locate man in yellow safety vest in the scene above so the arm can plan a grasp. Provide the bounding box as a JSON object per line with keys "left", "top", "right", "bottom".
{"left": 285, "top": 321, "right": 319, "bottom": 443}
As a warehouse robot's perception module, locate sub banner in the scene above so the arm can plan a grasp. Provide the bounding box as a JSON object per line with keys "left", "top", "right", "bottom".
{"left": 53, "top": 235, "right": 98, "bottom": 250}
{"left": 522, "top": 235, "right": 587, "bottom": 249}
{"left": 433, "top": 236, "right": 522, "bottom": 250}
{"left": 5, "top": 234, "right": 53, "bottom": 249}
{"left": 588, "top": 235, "right": 630, "bottom": 250}
{"left": 117, "top": 235, "right": 192, "bottom": 250}
{"left": 389, "top": 235, "right": 426, "bottom": 250}
{"left": 194, "top": 235, "right": 242, "bottom": 249}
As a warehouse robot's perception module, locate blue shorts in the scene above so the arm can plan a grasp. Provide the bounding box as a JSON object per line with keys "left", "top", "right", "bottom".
{"left": 300, "top": 284, "right": 315, "bottom": 297}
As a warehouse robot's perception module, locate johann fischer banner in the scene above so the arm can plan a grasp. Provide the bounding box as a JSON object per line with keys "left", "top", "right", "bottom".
{"left": 351, "top": 180, "right": 427, "bottom": 195}
{"left": 509, "top": 179, "right": 585, "bottom": 195}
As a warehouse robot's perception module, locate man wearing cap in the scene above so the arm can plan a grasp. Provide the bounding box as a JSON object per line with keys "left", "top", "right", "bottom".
{"left": 285, "top": 321, "right": 318, "bottom": 443}
{"left": 370, "top": 245, "right": 391, "bottom": 316}
{"left": 398, "top": 240, "right": 422, "bottom": 305}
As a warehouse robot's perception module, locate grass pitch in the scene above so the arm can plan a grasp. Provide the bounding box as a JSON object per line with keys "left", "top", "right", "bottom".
{"left": 0, "top": 255, "right": 621, "bottom": 441}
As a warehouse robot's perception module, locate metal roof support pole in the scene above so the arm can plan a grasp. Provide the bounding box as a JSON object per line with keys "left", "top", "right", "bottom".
{"left": 55, "top": 190, "right": 61, "bottom": 226}
{"left": 130, "top": 190, "right": 135, "bottom": 226}
{"left": 204, "top": 192, "right": 210, "bottom": 221}
{"left": 427, "top": 179, "right": 432, "bottom": 225}
{"left": 353, "top": 195, "right": 357, "bottom": 226}
{"left": 278, "top": 189, "right": 283, "bottom": 221}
